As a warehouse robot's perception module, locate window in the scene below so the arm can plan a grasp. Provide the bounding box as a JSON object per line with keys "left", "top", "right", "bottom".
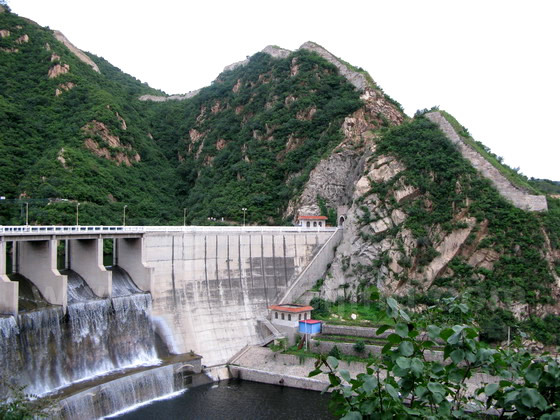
{"left": 313, "top": 221, "right": 317, "bottom": 227}
{"left": 306, "top": 221, "right": 310, "bottom": 227}
{"left": 319, "top": 222, "right": 322, "bottom": 227}
{"left": 304, "top": 312, "right": 308, "bottom": 320}
{"left": 288, "top": 314, "right": 291, "bottom": 321}
{"left": 281, "top": 313, "right": 285, "bottom": 320}
{"left": 298, "top": 314, "right": 301, "bottom": 320}
{"left": 275, "top": 312, "right": 278, "bottom": 319}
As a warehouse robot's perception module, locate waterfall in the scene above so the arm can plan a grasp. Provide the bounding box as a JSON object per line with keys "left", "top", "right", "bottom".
{"left": 0, "top": 268, "right": 160, "bottom": 397}
{"left": 110, "top": 294, "right": 159, "bottom": 367}
{"left": 58, "top": 364, "right": 182, "bottom": 419}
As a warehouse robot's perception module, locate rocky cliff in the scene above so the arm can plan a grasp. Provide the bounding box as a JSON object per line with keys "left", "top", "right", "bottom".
{"left": 304, "top": 115, "right": 560, "bottom": 326}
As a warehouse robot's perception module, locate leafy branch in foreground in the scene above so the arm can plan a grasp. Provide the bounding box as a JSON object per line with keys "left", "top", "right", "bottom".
{"left": 0, "top": 379, "right": 54, "bottom": 419}
{"left": 309, "top": 297, "right": 560, "bottom": 419}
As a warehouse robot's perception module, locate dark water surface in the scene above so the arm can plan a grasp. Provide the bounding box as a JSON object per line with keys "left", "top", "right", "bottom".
{"left": 111, "top": 379, "right": 335, "bottom": 420}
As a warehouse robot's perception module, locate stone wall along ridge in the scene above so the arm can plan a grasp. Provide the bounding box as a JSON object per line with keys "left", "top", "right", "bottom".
{"left": 425, "top": 112, "right": 547, "bottom": 212}
{"left": 53, "top": 30, "right": 100, "bottom": 73}
{"left": 299, "top": 41, "right": 368, "bottom": 91}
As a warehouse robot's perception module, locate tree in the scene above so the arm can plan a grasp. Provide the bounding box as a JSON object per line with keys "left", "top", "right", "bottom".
{"left": 0, "top": 379, "right": 53, "bottom": 419}
{"left": 309, "top": 297, "right": 560, "bottom": 419}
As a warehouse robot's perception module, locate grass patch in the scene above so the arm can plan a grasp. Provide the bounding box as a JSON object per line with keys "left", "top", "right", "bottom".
{"left": 312, "top": 301, "right": 393, "bottom": 326}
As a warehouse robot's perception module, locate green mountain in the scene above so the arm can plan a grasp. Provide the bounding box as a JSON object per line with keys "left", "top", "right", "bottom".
{"left": 1, "top": 7, "right": 559, "bottom": 343}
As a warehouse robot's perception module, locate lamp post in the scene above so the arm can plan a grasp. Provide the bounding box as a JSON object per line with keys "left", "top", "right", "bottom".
{"left": 76, "top": 202, "right": 80, "bottom": 226}
{"left": 242, "top": 208, "right": 247, "bottom": 227}
{"left": 123, "top": 205, "right": 127, "bottom": 226}
{"left": 25, "top": 202, "right": 29, "bottom": 226}
{"left": 183, "top": 208, "right": 187, "bottom": 227}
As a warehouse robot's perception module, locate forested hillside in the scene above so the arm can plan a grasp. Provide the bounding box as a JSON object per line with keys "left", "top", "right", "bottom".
{"left": 0, "top": 9, "right": 372, "bottom": 225}
{"left": 148, "top": 50, "right": 363, "bottom": 224}
{"left": 1, "top": 7, "right": 560, "bottom": 343}
{"left": 0, "top": 8, "right": 178, "bottom": 225}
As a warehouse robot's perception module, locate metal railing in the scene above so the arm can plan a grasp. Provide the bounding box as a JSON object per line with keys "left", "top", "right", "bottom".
{"left": 0, "top": 225, "right": 338, "bottom": 236}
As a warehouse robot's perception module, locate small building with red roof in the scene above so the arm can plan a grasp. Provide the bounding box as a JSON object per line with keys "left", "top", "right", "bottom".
{"left": 269, "top": 303, "right": 313, "bottom": 327}
{"left": 297, "top": 215, "right": 328, "bottom": 228}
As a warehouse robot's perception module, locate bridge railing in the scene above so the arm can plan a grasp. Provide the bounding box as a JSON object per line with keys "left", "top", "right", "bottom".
{"left": 0, "top": 225, "right": 338, "bottom": 236}
{"left": 0, "top": 225, "right": 142, "bottom": 235}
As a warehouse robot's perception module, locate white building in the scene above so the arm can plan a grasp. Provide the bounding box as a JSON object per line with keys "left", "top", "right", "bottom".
{"left": 296, "top": 215, "right": 328, "bottom": 228}
{"left": 269, "top": 304, "right": 313, "bottom": 328}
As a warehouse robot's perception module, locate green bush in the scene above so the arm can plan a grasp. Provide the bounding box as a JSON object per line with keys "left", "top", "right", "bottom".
{"left": 352, "top": 340, "right": 365, "bottom": 353}
{"left": 328, "top": 345, "right": 341, "bottom": 359}
{"left": 310, "top": 297, "right": 331, "bottom": 318}
{"left": 524, "top": 314, "right": 560, "bottom": 345}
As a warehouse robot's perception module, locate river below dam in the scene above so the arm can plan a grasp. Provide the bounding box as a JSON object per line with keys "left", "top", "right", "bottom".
{"left": 110, "top": 379, "right": 334, "bottom": 420}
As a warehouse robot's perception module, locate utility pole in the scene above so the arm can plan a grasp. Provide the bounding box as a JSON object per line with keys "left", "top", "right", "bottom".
{"left": 123, "top": 205, "right": 127, "bottom": 226}
{"left": 25, "top": 202, "right": 29, "bottom": 226}
{"left": 76, "top": 202, "right": 80, "bottom": 226}
{"left": 183, "top": 208, "right": 187, "bottom": 226}
{"left": 242, "top": 207, "right": 247, "bottom": 227}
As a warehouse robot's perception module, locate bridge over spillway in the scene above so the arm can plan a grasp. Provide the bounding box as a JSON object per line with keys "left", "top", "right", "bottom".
{"left": 1, "top": 225, "right": 341, "bottom": 364}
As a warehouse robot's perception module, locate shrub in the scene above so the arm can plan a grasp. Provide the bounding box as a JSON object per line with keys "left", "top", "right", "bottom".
{"left": 310, "top": 297, "right": 560, "bottom": 419}
{"left": 328, "top": 345, "right": 341, "bottom": 359}
{"left": 352, "top": 340, "right": 365, "bottom": 353}
{"left": 310, "top": 297, "right": 331, "bottom": 318}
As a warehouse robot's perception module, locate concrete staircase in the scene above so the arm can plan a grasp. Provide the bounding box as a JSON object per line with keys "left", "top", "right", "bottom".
{"left": 279, "top": 228, "right": 343, "bottom": 304}
{"left": 256, "top": 317, "right": 284, "bottom": 346}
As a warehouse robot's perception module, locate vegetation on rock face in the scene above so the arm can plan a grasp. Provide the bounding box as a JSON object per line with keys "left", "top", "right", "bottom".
{"left": 335, "top": 116, "right": 560, "bottom": 345}
{"left": 148, "top": 50, "right": 362, "bottom": 224}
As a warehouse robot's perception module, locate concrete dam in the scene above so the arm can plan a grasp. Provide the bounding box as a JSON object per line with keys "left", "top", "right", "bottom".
{"left": 0, "top": 225, "right": 341, "bottom": 413}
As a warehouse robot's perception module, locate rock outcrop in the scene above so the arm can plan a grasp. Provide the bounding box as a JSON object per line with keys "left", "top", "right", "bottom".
{"left": 82, "top": 120, "right": 140, "bottom": 166}
{"left": 48, "top": 63, "right": 69, "bottom": 78}
{"left": 55, "top": 81, "right": 75, "bottom": 96}
{"left": 286, "top": 84, "right": 405, "bottom": 219}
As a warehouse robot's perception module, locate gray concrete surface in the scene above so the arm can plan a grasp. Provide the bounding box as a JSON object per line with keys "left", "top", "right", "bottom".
{"left": 144, "top": 230, "right": 334, "bottom": 365}
{"left": 0, "top": 240, "right": 18, "bottom": 315}
{"left": 69, "top": 239, "right": 112, "bottom": 298}
{"left": 18, "top": 240, "right": 67, "bottom": 310}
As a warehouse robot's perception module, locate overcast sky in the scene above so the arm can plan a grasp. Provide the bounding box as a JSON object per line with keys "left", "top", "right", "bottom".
{"left": 8, "top": 0, "right": 560, "bottom": 180}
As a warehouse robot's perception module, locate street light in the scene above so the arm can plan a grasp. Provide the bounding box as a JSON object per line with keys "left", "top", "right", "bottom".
{"left": 25, "top": 202, "right": 29, "bottom": 226}
{"left": 123, "top": 205, "right": 128, "bottom": 226}
{"left": 76, "top": 202, "right": 80, "bottom": 226}
{"left": 183, "top": 208, "right": 187, "bottom": 226}
{"left": 242, "top": 207, "right": 247, "bottom": 227}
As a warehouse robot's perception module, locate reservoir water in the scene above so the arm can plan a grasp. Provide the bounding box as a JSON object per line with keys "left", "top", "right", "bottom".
{"left": 111, "top": 379, "right": 335, "bottom": 420}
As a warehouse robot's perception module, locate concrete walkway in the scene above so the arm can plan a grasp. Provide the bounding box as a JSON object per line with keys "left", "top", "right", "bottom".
{"left": 229, "top": 346, "right": 500, "bottom": 397}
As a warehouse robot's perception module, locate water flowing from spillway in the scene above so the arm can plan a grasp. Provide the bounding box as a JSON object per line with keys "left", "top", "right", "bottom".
{"left": 58, "top": 364, "right": 182, "bottom": 419}
{"left": 0, "top": 268, "right": 160, "bottom": 397}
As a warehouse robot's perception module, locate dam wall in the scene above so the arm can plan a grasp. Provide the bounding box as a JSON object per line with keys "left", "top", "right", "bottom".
{"left": 143, "top": 229, "right": 335, "bottom": 365}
